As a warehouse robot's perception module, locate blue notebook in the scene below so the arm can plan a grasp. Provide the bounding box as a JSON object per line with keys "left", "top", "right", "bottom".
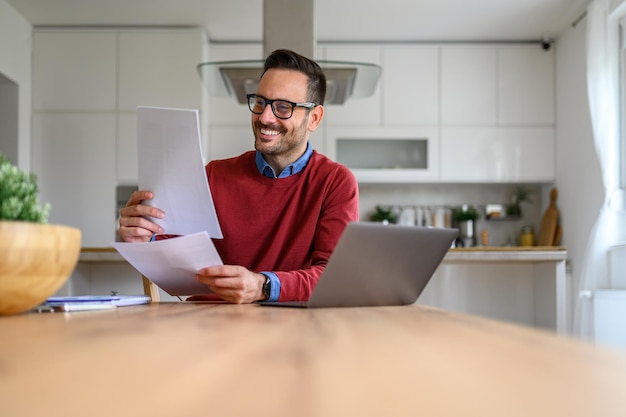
{"left": 37, "top": 295, "right": 151, "bottom": 312}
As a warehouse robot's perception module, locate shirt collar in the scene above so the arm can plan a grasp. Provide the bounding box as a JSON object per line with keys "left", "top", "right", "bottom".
{"left": 255, "top": 142, "right": 313, "bottom": 178}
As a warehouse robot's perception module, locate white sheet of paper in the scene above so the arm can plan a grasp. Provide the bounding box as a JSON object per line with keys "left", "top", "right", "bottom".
{"left": 111, "top": 232, "right": 222, "bottom": 296}
{"left": 137, "top": 106, "right": 222, "bottom": 238}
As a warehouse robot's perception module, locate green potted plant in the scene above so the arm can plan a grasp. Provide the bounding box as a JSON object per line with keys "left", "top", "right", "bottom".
{"left": 0, "top": 153, "right": 81, "bottom": 315}
{"left": 453, "top": 205, "right": 478, "bottom": 247}
{"left": 506, "top": 187, "right": 532, "bottom": 217}
{"left": 370, "top": 205, "right": 397, "bottom": 225}
{"left": 0, "top": 153, "right": 50, "bottom": 223}
{"left": 452, "top": 205, "right": 478, "bottom": 223}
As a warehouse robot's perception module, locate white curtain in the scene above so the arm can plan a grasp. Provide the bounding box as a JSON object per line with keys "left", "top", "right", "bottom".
{"left": 574, "top": 0, "right": 625, "bottom": 339}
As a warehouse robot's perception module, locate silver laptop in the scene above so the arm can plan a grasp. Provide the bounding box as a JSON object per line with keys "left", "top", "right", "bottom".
{"left": 259, "top": 221, "right": 458, "bottom": 308}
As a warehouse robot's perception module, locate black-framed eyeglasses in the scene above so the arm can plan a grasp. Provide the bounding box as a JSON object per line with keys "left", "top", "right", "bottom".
{"left": 246, "top": 94, "right": 317, "bottom": 120}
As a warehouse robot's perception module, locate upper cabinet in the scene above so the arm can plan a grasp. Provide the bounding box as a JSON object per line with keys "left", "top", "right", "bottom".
{"left": 32, "top": 29, "right": 205, "bottom": 246}
{"left": 497, "top": 48, "right": 554, "bottom": 125}
{"left": 117, "top": 31, "right": 205, "bottom": 111}
{"left": 439, "top": 45, "right": 555, "bottom": 182}
{"left": 441, "top": 47, "right": 497, "bottom": 125}
{"left": 441, "top": 46, "right": 554, "bottom": 126}
{"left": 318, "top": 43, "right": 555, "bottom": 183}
{"left": 33, "top": 32, "right": 117, "bottom": 111}
{"left": 382, "top": 46, "right": 439, "bottom": 126}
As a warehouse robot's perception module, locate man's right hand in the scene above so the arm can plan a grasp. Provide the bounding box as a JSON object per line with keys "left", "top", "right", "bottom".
{"left": 118, "top": 190, "right": 165, "bottom": 242}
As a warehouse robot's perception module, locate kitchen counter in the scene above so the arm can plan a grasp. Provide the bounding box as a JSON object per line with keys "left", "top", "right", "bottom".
{"left": 76, "top": 246, "right": 568, "bottom": 333}
{"left": 79, "top": 246, "right": 568, "bottom": 263}
{"left": 1, "top": 302, "right": 625, "bottom": 417}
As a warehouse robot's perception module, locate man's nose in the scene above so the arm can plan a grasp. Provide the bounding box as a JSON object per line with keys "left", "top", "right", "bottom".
{"left": 258, "top": 103, "right": 277, "bottom": 122}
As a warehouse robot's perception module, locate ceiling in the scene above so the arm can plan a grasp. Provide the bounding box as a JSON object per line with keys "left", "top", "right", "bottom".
{"left": 6, "top": 0, "right": 589, "bottom": 43}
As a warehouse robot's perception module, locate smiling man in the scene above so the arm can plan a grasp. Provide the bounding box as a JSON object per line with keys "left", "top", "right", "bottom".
{"left": 119, "top": 49, "right": 359, "bottom": 304}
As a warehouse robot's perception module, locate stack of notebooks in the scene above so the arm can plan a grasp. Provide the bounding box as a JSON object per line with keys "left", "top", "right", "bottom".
{"left": 35, "top": 295, "right": 151, "bottom": 312}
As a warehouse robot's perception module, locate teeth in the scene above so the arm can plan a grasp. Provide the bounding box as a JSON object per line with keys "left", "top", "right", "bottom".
{"left": 261, "top": 128, "right": 280, "bottom": 136}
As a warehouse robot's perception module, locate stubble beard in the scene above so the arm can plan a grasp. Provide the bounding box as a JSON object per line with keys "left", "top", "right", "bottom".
{"left": 253, "top": 116, "right": 308, "bottom": 157}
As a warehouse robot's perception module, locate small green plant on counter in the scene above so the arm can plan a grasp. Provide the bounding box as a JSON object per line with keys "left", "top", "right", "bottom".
{"left": 506, "top": 187, "right": 533, "bottom": 217}
{"left": 453, "top": 205, "right": 478, "bottom": 222}
{"left": 370, "top": 205, "right": 397, "bottom": 224}
{"left": 0, "top": 153, "right": 50, "bottom": 223}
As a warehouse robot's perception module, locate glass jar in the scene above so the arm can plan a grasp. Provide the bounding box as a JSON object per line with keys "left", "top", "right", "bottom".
{"left": 520, "top": 226, "right": 535, "bottom": 247}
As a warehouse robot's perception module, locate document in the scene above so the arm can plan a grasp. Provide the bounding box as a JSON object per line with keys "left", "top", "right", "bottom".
{"left": 111, "top": 232, "right": 222, "bottom": 296}
{"left": 137, "top": 106, "right": 222, "bottom": 238}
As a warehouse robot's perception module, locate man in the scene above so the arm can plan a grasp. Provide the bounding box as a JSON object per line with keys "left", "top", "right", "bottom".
{"left": 119, "top": 49, "right": 359, "bottom": 304}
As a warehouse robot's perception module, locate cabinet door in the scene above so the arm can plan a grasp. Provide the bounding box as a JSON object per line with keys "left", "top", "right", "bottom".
{"left": 326, "top": 126, "right": 440, "bottom": 182}
{"left": 382, "top": 46, "right": 439, "bottom": 126}
{"left": 117, "top": 113, "right": 138, "bottom": 182}
{"left": 440, "top": 127, "right": 555, "bottom": 182}
{"left": 321, "top": 45, "right": 382, "bottom": 125}
{"left": 32, "top": 113, "right": 117, "bottom": 246}
{"left": 33, "top": 32, "right": 116, "bottom": 111}
{"left": 118, "top": 30, "right": 204, "bottom": 111}
{"left": 441, "top": 47, "right": 496, "bottom": 125}
{"left": 498, "top": 48, "right": 555, "bottom": 125}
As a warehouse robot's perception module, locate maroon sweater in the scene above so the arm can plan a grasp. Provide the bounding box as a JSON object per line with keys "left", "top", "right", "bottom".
{"left": 206, "top": 150, "right": 359, "bottom": 301}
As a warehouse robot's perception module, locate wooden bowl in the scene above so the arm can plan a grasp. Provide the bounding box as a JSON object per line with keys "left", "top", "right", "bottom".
{"left": 0, "top": 221, "right": 81, "bottom": 315}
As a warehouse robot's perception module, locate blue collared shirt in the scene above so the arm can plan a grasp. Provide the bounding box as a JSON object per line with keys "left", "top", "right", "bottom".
{"left": 255, "top": 142, "right": 313, "bottom": 301}
{"left": 255, "top": 141, "right": 313, "bottom": 178}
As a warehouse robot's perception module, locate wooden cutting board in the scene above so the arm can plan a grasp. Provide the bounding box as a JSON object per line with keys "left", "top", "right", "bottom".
{"left": 538, "top": 188, "right": 559, "bottom": 246}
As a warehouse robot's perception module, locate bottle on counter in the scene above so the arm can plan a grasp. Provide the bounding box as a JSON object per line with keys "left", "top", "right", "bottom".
{"left": 520, "top": 226, "right": 535, "bottom": 247}
{"left": 480, "top": 229, "right": 489, "bottom": 247}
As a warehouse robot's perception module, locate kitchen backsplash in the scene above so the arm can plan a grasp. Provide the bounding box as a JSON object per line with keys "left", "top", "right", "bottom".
{"left": 359, "top": 183, "right": 543, "bottom": 247}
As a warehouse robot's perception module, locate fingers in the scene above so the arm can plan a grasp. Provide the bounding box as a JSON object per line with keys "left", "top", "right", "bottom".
{"left": 126, "top": 190, "right": 153, "bottom": 207}
{"left": 195, "top": 266, "right": 264, "bottom": 304}
{"left": 118, "top": 190, "right": 165, "bottom": 242}
{"left": 122, "top": 190, "right": 165, "bottom": 220}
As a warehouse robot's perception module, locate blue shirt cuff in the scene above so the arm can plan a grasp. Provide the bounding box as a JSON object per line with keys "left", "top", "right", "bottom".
{"left": 260, "top": 272, "right": 281, "bottom": 301}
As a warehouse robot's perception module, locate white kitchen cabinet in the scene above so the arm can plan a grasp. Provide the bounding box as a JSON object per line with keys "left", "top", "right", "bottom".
{"left": 440, "top": 126, "right": 555, "bottom": 182}
{"left": 326, "top": 126, "right": 440, "bottom": 182}
{"left": 441, "top": 47, "right": 497, "bottom": 125}
{"left": 382, "top": 46, "right": 439, "bottom": 126}
{"left": 33, "top": 32, "right": 116, "bottom": 111}
{"left": 116, "top": 29, "right": 205, "bottom": 182}
{"left": 32, "top": 113, "right": 117, "bottom": 246}
{"left": 118, "top": 30, "right": 205, "bottom": 112}
{"left": 439, "top": 45, "right": 555, "bottom": 183}
{"left": 117, "top": 113, "right": 138, "bottom": 182}
{"left": 441, "top": 45, "right": 554, "bottom": 126}
{"left": 321, "top": 45, "right": 382, "bottom": 125}
{"left": 32, "top": 29, "right": 206, "bottom": 246}
{"left": 498, "top": 48, "right": 554, "bottom": 125}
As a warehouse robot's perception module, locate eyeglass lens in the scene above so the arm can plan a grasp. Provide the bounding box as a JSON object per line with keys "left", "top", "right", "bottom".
{"left": 248, "top": 95, "right": 294, "bottom": 119}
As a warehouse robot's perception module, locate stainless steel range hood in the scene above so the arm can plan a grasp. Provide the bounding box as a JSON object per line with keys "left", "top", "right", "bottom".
{"left": 197, "top": 0, "right": 381, "bottom": 105}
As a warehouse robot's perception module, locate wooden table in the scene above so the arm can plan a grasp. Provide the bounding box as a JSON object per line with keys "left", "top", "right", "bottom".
{"left": 2, "top": 303, "right": 625, "bottom": 417}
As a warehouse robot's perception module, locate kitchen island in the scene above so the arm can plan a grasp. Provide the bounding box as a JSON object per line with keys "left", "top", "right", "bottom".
{"left": 74, "top": 246, "right": 568, "bottom": 333}
{"left": 0, "top": 302, "right": 623, "bottom": 417}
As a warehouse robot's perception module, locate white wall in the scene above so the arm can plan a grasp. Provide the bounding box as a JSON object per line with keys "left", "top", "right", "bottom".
{"left": 554, "top": 18, "right": 604, "bottom": 334}
{"left": 0, "top": 0, "right": 32, "bottom": 169}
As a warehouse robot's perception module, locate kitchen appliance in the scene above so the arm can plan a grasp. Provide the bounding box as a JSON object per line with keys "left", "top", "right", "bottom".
{"left": 197, "top": 0, "right": 381, "bottom": 105}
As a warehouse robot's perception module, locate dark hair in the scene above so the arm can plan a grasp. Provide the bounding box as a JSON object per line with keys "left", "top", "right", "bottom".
{"left": 262, "top": 49, "right": 327, "bottom": 105}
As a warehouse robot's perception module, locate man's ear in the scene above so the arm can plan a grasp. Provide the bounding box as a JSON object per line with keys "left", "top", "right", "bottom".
{"left": 307, "top": 105, "right": 325, "bottom": 132}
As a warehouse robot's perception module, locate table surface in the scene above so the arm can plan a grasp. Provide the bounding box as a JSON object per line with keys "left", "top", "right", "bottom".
{"left": 1, "top": 302, "right": 624, "bottom": 417}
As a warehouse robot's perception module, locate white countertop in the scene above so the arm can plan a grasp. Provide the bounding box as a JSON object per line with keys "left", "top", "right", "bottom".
{"left": 80, "top": 247, "right": 567, "bottom": 263}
